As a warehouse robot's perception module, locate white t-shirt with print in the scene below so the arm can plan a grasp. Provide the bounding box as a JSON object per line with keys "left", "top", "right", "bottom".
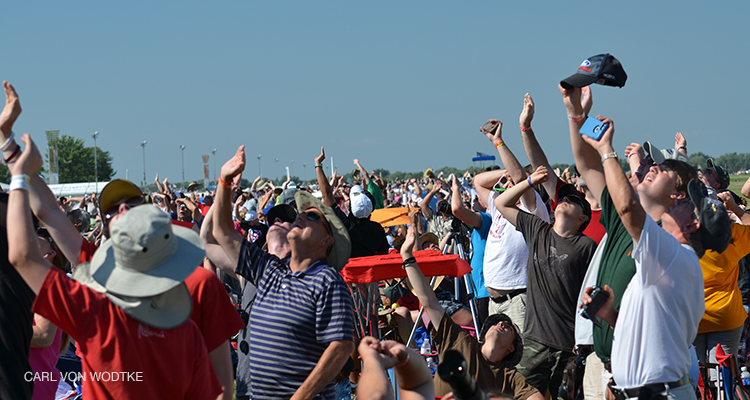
{"left": 611, "top": 215, "right": 704, "bottom": 388}
{"left": 483, "top": 190, "right": 549, "bottom": 290}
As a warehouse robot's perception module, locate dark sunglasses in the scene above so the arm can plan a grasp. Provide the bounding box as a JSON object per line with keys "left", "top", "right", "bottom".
{"left": 303, "top": 211, "right": 332, "bottom": 235}
{"left": 493, "top": 176, "right": 509, "bottom": 192}
{"left": 704, "top": 168, "right": 714, "bottom": 175}
{"left": 104, "top": 198, "right": 145, "bottom": 221}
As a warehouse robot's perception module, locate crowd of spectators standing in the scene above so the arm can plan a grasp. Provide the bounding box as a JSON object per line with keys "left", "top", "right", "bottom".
{"left": 3, "top": 55, "right": 750, "bottom": 400}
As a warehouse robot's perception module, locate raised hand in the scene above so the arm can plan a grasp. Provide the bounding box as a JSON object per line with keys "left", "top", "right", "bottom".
{"left": 625, "top": 143, "right": 644, "bottom": 159}
{"left": 11, "top": 133, "right": 43, "bottom": 177}
{"left": 353, "top": 158, "right": 360, "bottom": 166}
{"left": 675, "top": 132, "right": 687, "bottom": 148}
{"left": 580, "top": 116, "right": 615, "bottom": 156}
{"left": 480, "top": 119, "right": 503, "bottom": 145}
{"left": 220, "top": 145, "right": 246, "bottom": 182}
{"left": 581, "top": 85, "right": 593, "bottom": 117}
{"left": 315, "top": 147, "right": 326, "bottom": 165}
{"left": 0, "top": 81, "right": 22, "bottom": 134}
{"left": 519, "top": 93, "right": 535, "bottom": 128}
{"left": 401, "top": 223, "right": 418, "bottom": 258}
{"left": 529, "top": 165, "right": 549, "bottom": 186}
{"left": 449, "top": 173, "right": 459, "bottom": 190}
{"left": 558, "top": 84, "right": 584, "bottom": 117}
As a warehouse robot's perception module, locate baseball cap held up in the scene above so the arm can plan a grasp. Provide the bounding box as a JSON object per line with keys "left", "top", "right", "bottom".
{"left": 561, "top": 53, "right": 627, "bottom": 89}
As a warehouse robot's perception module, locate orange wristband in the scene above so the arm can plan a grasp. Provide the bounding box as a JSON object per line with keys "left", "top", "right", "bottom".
{"left": 218, "top": 176, "right": 231, "bottom": 189}
{"left": 520, "top": 125, "right": 532, "bottom": 132}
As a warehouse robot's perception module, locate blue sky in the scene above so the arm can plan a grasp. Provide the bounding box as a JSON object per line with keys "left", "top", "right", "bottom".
{"left": 3, "top": 1, "right": 748, "bottom": 184}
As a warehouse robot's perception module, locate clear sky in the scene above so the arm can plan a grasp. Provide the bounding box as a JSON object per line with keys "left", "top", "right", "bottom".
{"left": 3, "top": 1, "right": 748, "bottom": 184}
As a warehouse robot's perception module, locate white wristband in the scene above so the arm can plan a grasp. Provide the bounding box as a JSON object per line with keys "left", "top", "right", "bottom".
{"left": 1, "top": 131, "right": 16, "bottom": 151}
{"left": 10, "top": 174, "right": 30, "bottom": 191}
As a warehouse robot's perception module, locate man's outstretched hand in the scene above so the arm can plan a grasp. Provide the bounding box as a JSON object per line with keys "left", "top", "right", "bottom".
{"left": 220, "top": 145, "right": 246, "bottom": 183}
{"left": 519, "top": 94, "right": 534, "bottom": 129}
{"left": 580, "top": 116, "right": 616, "bottom": 156}
{"left": 315, "top": 147, "right": 325, "bottom": 165}
{"left": 558, "top": 84, "right": 584, "bottom": 117}
{"left": 0, "top": 81, "right": 22, "bottom": 135}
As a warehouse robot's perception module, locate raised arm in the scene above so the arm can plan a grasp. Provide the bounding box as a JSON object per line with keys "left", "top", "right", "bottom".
{"left": 198, "top": 207, "right": 238, "bottom": 273}
{"left": 449, "top": 174, "right": 482, "bottom": 229}
{"left": 742, "top": 175, "right": 750, "bottom": 199}
{"left": 718, "top": 191, "right": 750, "bottom": 226}
{"left": 675, "top": 132, "right": 688, "bottom": 156}
{"left": 420, "top": 180, "right": 441, "bottom": 218}
{"left": 518, "top": 93, "right": 562, "bottom": 202}
{"left": 354, "top": 158, "right": 371, "bottom": 187}
{"left": 357, "top": 337, "right": 433, "bottom": 400}
{"left": 315, "top": 147, "right": 335, "bottom": 207}
{"left": 0, "top": 82, "right": 84, "bottom": 264}
{"left": 213, "top": 146, "right": 246, "bottom": 269}
{"left": 401, "top": 222, "right": 445, "bottom": 326}
{"left": 472, "top": 168, "right": 507, "bottom": 210}
{"left": 494, "top": 166, "right": 549, "bottom": 227}
{"left": 155, "top": 173, "right": 164, "bottom": 193}
{"left": 580, "top": 117, "right": 645, "bottom": 241}
{"left": 481, "top": 119, "right": 536, "bottom": 212}
{"left": 560, "top": 85, "right": 606, "bottom": 202}
{"left": 8, "top": 134, "right": 51, "bottom": 294}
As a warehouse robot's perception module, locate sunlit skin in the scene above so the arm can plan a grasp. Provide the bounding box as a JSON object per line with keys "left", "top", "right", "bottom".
{"left": 699, "top": 167, "right": 721, "bottom": 190}
{"left": 480, "top": 319, "right": 516, "bottom": 363}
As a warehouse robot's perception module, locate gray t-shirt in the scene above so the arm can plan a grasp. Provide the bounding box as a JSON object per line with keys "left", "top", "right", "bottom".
{"left": 516, "top": 211, "right": 596, "bottom": 351}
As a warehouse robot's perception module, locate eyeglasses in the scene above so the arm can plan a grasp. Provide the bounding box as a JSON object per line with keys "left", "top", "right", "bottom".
{"left": 103, "top": 198, "right": 145, "bottom": 221}
{"left": 303, "top": 210, "right": 332, "bottom": 235}
{"left": 704, "top": 168, "right": 714, "bottom": 175}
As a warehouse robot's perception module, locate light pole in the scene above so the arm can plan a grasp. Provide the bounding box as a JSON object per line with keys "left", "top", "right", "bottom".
{"left": 140, "top": 141, "right": 147, "bottom": 185}
{"left": 179, "top": 145, "right": 186, "bottom": 184}
{"left": 303, "top": 163, "right": 307, "bottom": 182}
{"left": 92, "top": 131, "right": 99, "bottom": 189}
{"left": 291, "top": 160, "right": 294, "bottom": 179}
{"left": 212, "top": 148, "right": 217, "bottom": 183}
{"left": 275, "top": 158, "right": 279, "bottom": 182}
{"left": 257, "top": 155, "right": 262, "bottom": 178}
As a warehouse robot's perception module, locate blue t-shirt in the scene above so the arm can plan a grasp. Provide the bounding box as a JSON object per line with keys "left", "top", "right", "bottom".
{"left": 470, "top": 212, "right": 492, "bottom": 299}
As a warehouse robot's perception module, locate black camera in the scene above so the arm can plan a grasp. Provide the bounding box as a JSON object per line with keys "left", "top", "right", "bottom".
{"left": 437, "top": 350, "right": 488, "bottom": 400}
{"left": 579, "top": 286, "right": 610, "bottom": 328}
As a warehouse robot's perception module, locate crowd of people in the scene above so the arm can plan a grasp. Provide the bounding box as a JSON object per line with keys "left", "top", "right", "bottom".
{"left": 2, "top": 53, "right": 750, "bottom": 400}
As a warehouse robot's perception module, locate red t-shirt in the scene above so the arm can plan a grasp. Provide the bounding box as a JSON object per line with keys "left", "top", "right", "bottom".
{"left": 32, "top": 268, "right": 221, "bottom": 400}
{"left": 79, "top": 240, "right": 245, "bottom": 352}
{"left": 197, "top": 203, "right": 211, "bottom": 217}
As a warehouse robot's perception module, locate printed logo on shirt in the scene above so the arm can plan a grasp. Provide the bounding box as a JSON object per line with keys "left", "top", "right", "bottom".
{"left": 138, "top": 324, "right": 165, "bottom": 339}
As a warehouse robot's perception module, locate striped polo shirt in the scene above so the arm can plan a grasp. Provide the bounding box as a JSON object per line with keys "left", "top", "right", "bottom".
{"left": 236, "top": 240, "right": 354, "bottom": 400}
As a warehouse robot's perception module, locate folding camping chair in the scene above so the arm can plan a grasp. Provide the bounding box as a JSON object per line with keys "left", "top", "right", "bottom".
{"left": 340, "top": 249, "right": 472, "bottom": 342}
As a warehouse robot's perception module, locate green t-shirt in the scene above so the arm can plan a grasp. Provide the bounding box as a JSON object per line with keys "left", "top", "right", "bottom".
{"left": 593, "top": 186, "right": 637, "bottom": 363}
{"left": 367, "top": 180, "right": 384, "bottom": 210}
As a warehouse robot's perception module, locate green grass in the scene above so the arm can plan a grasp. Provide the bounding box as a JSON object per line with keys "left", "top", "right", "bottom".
{"left": 728, "top": 174, "right": 749, "bottom": 197}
